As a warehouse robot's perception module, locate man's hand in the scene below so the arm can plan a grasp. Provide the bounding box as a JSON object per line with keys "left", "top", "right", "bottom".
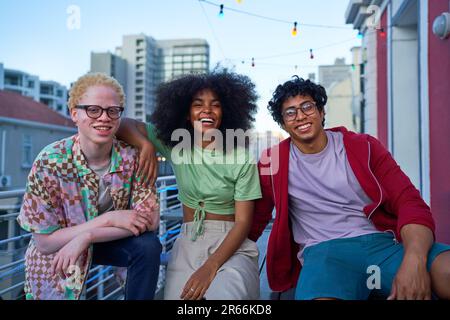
{"left": 388, "top": 253, "right": 432, "bottom": 300}
{"left": 137, "top": 141, "right": 158, "bottom": 188}
{"left": 50, "top": 232, "right": 91, "bottom": 279}
{"left": 180, "top": 261, "right": 219, "bottom": 300}
{"left": 106, "top": 210, "right": 151, "bottom": 236}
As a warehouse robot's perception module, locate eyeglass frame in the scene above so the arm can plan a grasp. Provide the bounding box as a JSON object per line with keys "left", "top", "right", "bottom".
{"left": 75, "top": 105, "right": 125, "bottom": 120}
{"left": 281, "top": 101, "right": 318, "bottom": 122}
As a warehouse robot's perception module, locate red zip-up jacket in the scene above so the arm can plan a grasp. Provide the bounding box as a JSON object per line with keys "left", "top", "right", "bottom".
{"left": 248, "top": 127, "right": 435, "bottom": 292}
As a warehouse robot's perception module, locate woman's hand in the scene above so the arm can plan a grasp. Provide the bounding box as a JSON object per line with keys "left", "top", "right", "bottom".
{"left": 50, "top": 232, "right": 91, "bottom": 279}
{"left": 137, "top": 141, "right": 158, "bottom": 188}
{"left": 106, "top": 210, "right": 151, "bottom": 236}
{"left": 180, "top": 261, "right": 219, "bottom": 300}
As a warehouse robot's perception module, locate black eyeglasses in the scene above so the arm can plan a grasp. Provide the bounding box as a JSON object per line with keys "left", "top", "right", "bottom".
{"left": 281, "top": 102, "right": 317, "bottom": 122}
{"left": 75, "top": 105, "right": 124, "bottom": 120}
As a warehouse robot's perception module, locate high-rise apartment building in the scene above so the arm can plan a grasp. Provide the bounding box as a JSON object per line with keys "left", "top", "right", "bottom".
{"left": 91, "top": 34, "right": 210, "bottom": 122}
{"left": 157, "top": 39, "right": 209, "bottom": 83}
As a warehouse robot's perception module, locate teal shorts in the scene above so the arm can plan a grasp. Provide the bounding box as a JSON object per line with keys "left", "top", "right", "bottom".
{"left": 295, "top": 232, "right": 450, "bottom": 300}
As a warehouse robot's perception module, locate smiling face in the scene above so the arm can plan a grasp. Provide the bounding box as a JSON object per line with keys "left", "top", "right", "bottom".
{"left": 281, "top": 94, "right": 325, "bottom": 147}
{"left": 188, "top": 88, "right": 223, "bottom": 134}
{"left": 70, "top": 85, "right": 121, "bottom": 146}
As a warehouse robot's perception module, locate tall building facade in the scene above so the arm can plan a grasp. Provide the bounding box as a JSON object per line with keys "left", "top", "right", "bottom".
{"left": 157, "top": 39, "right": 209, "bottom": 83}
{"left": 90, "top": 52, "right": 127, "bottom": 91}
{"left": 0, "top": 63, "right": 69, "bottom": 117}
{"left": 39, "top": 81, "right": 69, "bottom": 117}
{"left": 90, "top": 34, "right": 210, "bottom": 123}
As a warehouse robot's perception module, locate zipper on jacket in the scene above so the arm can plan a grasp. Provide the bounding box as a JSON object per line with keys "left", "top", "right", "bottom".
{"left": 384, "top": 229, "right": 399, "bottom": 244}
{"left": 366, "top": 141, "right": 399, "bottom": 244}
{"left": 367, "top": 141, "right": 383, "bottom": 220}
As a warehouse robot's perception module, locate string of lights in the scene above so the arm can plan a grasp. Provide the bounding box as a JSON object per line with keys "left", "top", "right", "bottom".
{"left": 198, "top": 0, "right": 354, "bottom": 36}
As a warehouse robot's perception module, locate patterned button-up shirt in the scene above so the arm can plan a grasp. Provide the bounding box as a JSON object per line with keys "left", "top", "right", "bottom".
{"left": 17, "top": 135, "right": 159, "bottom": 300}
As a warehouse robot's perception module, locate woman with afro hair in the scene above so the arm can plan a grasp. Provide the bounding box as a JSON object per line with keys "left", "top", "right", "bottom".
{"left": 116, "top": 70, "right": 262, "bottom": 300}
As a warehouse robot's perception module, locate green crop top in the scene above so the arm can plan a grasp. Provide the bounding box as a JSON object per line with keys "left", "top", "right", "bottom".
{"left": 146, "top": 123, "right": 262, "bottom": 240}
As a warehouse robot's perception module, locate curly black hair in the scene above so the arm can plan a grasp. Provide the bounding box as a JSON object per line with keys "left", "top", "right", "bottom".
{"left": 150, "top": 70, "right": 259, "bottom": 150}
{"left": 268, "top": 76, "right": 327, "bottom": 127}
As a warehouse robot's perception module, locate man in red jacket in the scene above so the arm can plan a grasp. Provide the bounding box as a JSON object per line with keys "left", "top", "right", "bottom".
{"left": 249, "top": 76, "right": 450, "bottom": 300}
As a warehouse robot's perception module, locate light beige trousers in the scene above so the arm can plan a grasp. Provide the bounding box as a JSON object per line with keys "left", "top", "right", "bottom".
{"left": 163, "top": 220, "right": 260, "bottom": 300}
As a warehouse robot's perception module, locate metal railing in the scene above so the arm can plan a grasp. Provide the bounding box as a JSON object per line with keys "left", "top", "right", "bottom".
{"left": 0, "top": 175, "right": 182, "bottom": 300}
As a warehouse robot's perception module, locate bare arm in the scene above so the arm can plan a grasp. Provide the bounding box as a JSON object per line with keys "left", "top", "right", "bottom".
{"left": 388, "top": 224, "right": 434, "bottom": 300}
{"left": 116, "top": 118, "right": 158, "bottom": 186}
{"left": 181, "top": 200, "right": 255, "bottom": 300}
{"left": 116, "top": 118, "right": 149, "bottom": 149}
{"left": 49, "top": 226, "right": 136, "bottom": 277}
{"left": 34, "top": 209, "right": 151, "bottom": 255}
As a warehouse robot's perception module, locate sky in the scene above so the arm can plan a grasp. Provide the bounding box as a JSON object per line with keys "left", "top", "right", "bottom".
{"left": 0, "top": 0, "right": 361, "bottom": 134}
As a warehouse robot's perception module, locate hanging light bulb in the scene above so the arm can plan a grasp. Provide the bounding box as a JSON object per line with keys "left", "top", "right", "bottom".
{"left": 379, "top": 27, "right": 386, "bottom": 38}
{"left": 357, "top": 31, "right": 363, "bottom": 39}
{"left": 292, "top": 21, "right": 298, "bottom": 36}
{"left": 251, "top": 57, "right": 255, "bottom": 67}
{"left": 218, "top": 4, "right": 224, "bottom": 18}
{"left": 236, "top": 0, "right": 243, "bottom": 3}
{"left": 310, "top": 49, "right": 314, "bottom": 59}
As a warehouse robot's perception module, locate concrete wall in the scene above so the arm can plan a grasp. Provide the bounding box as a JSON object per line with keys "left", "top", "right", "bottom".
{"left": 391, "top": 25, "right": 421, "bottom": 190}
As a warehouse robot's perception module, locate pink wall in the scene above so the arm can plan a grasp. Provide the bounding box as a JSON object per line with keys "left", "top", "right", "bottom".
{"left": 376, "top": 11, "right": 388, "bottom": 148}
{"left": 428, "top": 2, "right": 450, "bottom": 244}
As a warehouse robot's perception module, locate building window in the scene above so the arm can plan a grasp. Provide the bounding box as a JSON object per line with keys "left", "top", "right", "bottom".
{"left": 136, "top": 39, "right": 144, "bottom": 47}
{"left": 27, "top": 80, "right": 35, "bottom": 89}
{"left": 22, "top": 134, "right": 33, "bottom": 168}
{"left": 57, "top": 89, "right": 63, "bottom": 97}
{"left": 135, "top": 95, "right": 143, "bottom": 101}
{"left": 136, "top": 72, "right": 143, "bottom": 77}
{"left": 136, "top": 80, "right": 143, "bottom": 85}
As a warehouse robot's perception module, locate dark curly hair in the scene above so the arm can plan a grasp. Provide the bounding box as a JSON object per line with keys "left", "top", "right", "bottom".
{"left": 150, "top": 70, "right": 259, "bottom": 150}
{"left": 268, "top": 76, "right": 327, "bottom": 127}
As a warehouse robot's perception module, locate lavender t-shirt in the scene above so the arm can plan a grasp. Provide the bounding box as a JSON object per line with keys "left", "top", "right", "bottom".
{"left": 288, "top": 131, "right": 381, "bottom": 262}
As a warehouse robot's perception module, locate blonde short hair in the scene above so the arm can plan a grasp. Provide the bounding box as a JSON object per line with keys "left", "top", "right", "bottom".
{"left": 68, "top": 72, "right": 125, "bottom": 110}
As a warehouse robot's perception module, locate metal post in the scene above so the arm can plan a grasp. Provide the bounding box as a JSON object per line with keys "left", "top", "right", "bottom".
{"left": 97, "top": 267, "right": 104, "bottom": 299}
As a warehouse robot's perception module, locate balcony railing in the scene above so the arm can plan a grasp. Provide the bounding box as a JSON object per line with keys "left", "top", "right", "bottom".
{"left": 0, "top": 175, "right": 182, "bottom": 300}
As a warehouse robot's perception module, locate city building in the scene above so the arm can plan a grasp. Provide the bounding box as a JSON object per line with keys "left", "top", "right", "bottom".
{"left": 39, "top": 80, "right": 69, "bottom": 117}
{"left": 346, "top": 0, "right": 450, "bottom": 243}
{"left": 0, "top": 63, "right": 69, "bottom": 117}
{"left": 318, "top": 57, "right": 352, "bottom": 89}
{"left": 157, "top": 38, "right": 209, "bottom": 83}
{"left": 90, "top": 52, "right": 127, "bottom": 91}
{"left": 318, "top": 58, "right": 359, "bottom": 132}
{"left": 90, "top": 35, "right": 210, "bottom": 123}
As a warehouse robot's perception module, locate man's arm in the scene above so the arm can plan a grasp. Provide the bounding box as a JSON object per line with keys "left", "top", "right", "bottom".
{"left": 369, "top": 136, "right": 435, "bottom": 299}
{"left": 116, "top": 118, "right": 158, "bottom": 187}
{"left": 388, "top": 224, "right": 434, "bottom": 300}
{"left": 34, "top": 209, "right": 151, "bottom": 255}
